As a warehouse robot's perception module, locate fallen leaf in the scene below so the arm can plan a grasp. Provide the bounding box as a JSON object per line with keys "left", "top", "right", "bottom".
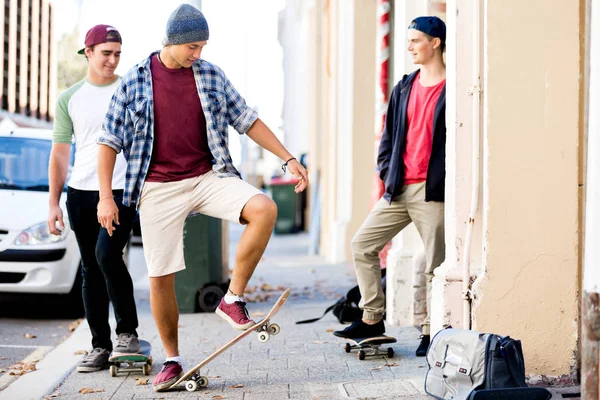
{"left": 79, "top": 388, "right": 104, "bottom": 394}
{"left": 43, "top": 392, "right": 60, "bottom": 400}
{"left": 24, "top": 333, "right": 37, "bottom": 339}
{"left": 135, "top": 378, "right": 149, "bottom": 385}
{"left": 68, "top": 319, "right": 83, "bottom": 332}
{"left": 260, "top": 283, "right": 274, "bottom": 291}
{"left": 74, "top": 350, "right": 88, "bottom": 355}
{"left": 207, "top": 375, "right": 221, "bottom": 378}
{"left": 385, "top": 363, "right": 398, "bottom": 367}
{"left": 325, "top": 329, "right": 334, "bottom": 333}
{"left": 229, "top": 384, "right": 244, "bottom": 388}
{"left": 0, "top": 368, "right": 5, "bottom": 373}
{"left": 213, "top": 396, "right": 225, "bottom": 399}
{"left": 8, "top": 362, "right": 36, "bottom": 376}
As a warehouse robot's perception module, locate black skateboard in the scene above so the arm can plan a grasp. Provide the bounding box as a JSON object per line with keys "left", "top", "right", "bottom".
{"left": 344, "top": 336, "right": 396, "bottom": 360}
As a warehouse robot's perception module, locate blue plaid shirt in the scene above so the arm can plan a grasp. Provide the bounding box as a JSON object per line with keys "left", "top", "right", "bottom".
{"left": 98, "top": 52, "right": 258, "bottom": 207}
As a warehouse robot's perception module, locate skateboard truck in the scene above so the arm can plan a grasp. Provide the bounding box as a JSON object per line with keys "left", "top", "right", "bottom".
{"left": 345, "top": 342, "right": 395, "bottom": 360}
{"left": 255, "top": 319, "right": 281, "bottom": 342}
{"left": 109, "top": 359, "right": 152, "bottom": 377}
{"left": 343, "top": 336, "right": 397, "bottom": 360}
{"left": 184, "top": 372, "right": 209, "bottom": 392}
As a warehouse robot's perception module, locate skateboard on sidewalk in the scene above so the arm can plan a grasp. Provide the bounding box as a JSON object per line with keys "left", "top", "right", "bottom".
{"left": 108, "top": 339, "right": 152, "bottom": 377}
{"left": 344, "top": 336, "right": 396, "bottom": 360}
{"left": 166, "top": 288, "right": 291, "bottom": 392}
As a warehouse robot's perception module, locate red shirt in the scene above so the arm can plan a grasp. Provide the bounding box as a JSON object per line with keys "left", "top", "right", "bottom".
{"left": 145, "top": 55, "right": 213, "bottom": 182}
{"left": 403, "top": 73, "right": 445, "bottom": 184}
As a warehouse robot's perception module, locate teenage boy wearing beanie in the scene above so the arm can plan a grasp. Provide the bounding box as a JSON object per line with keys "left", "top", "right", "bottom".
{"left": 96, "top": 4, "right": 309, "bottom": 390}
{"left": 48, "top": 24, "right": 141, "bottom": 372}
{"left": 334, "top": 16, "right": 447, "bottom": 357}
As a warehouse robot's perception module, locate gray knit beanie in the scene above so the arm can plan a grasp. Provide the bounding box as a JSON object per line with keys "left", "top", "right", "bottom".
{"left": 164, "top": 4, "right": 209, "bottom": 45}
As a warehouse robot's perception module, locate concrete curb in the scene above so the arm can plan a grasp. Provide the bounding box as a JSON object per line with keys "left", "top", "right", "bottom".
{"left": 0, "top": 321, "right": 91, "bottom": 400}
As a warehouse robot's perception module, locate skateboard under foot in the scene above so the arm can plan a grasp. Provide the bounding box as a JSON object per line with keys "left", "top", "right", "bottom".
{"left": 108, "top": 339, "right": 152, "bottom": 376}
{"left": 163, "top": 288, "right": 291, "bottom": 392}
{"left": 344, "top": 336, "right": 397, "bottom": 360}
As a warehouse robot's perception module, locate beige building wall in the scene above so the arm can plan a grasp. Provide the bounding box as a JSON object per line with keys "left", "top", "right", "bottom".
{"left": 431, "top": 0, "right": 480, "bottom": 332}
{"left": 436, "top": 0, "right": 582, "bottom": 378}
{"left": 474, "top": 0, "right": 582, "bottom": 378}
{"left": 312, "top": 0, "right": 377, "bottom": 263}
{"left": 19, "top": 0, "right": 29, "bottom": 114}
{"left": 8, "top": 0, "right": 18, "bottom": 113}
{"left": 279, "top": 0, "right": 376, "bottom": 263}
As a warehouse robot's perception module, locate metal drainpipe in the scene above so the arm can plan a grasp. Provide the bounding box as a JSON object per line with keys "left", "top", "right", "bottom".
{"left": 463, "top": 0, "right": 482, "bottom": 330}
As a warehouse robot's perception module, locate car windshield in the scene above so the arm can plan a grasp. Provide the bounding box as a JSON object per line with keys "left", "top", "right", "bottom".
{"left": 0, "top": 136, "right": 72, "bottom": 192}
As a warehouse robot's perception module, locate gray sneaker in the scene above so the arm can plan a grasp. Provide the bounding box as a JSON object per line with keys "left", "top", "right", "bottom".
{"left": 77, "top": 348, "right": 110, "bottom": 372}
{"left": 113, "top": 333, "right": 140, "bottom": 354}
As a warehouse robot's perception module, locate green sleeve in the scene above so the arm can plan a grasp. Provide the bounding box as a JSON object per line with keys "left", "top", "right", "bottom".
{"left": 52, "top": 80, "right": 84, "bottom": 144}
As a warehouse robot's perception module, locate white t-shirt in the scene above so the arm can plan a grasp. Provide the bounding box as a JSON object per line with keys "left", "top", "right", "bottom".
{"left": 53, "top": 78, "right": 126, "bottom": 190}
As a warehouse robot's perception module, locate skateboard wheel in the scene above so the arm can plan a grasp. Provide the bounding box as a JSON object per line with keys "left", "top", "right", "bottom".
{"left": 387, "top": 347, "right": 394, "bottom": 358}
{"left": 344, "top": 343, "right": 352, "bottom": 353}
{"left": 358, "top": 350, "right": 366, "bottom": 360}
{"left": 185, "top": 380, "right": 198, "bottom": 392}
{"left": 268, "top": 323, "right": 280, "bottom": 335}
{"left": 198, "top": 376, "right": 209, "bottom": 387}
{"left": 109, "top": 365, "right": 117, "bottom": 377}
{"left": 258, "top": 331, "right": 270, "bottom": 342}
{"left": 143, "top": 363, "right": 151, "bottom": 375}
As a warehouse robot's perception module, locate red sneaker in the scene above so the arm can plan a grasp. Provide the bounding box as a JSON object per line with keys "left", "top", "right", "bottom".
{"left": 152, "top": 361, "right": 183, "bottom": 392}
{"left": 215, "top": 298, "right": 255, "bottom": 330}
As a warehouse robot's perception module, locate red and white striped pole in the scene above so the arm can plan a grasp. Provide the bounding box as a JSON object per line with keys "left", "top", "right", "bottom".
{"left": 372, "top": 0, "right": 392, "bottom": 268}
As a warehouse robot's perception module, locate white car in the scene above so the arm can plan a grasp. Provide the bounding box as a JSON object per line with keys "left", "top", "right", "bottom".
{"left": 0, "top": 128, "right": 83, "bottom": 313}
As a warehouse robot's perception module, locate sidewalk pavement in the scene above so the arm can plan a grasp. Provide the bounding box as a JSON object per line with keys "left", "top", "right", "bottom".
{"left": 1, "top": 225, "right": 580, "bottom": 399}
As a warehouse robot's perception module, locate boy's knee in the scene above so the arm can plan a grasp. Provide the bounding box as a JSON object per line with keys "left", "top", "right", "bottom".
{"left": 244, "top": 195, "right": 277, "bottom": 224}
{"left": 351, "top": 232, "right": 369, "bottom": 254}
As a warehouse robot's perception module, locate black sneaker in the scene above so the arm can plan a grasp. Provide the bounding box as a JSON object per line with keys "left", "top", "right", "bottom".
{"left": 333, "top": 320, "right": 385, "bottom": 339}
{"left": 416, "top": 334, "right": 430, "bottom": 357}
{"left": 76, "top": 348, "right": 110, "bottom": 372}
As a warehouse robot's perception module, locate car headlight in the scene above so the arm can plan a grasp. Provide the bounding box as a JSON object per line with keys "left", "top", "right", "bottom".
{"left": 14, "top": 222, "right": 69, "bottom": 246}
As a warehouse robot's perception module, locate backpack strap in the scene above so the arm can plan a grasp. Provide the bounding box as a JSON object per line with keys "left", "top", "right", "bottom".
{"left": 295, "top": 301, "right": 338, "bottom": 324}
{"left": 500, "top": 337, "right": 527, "bottom": 388}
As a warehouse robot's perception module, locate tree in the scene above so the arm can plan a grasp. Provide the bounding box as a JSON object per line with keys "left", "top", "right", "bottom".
{"left": 56, "top": 25, "right": 87, "bottom": 93}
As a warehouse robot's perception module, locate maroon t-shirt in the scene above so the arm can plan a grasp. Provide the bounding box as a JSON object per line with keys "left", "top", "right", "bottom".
{"left": 145, "top": 55, "right": 213, "bottom": 182}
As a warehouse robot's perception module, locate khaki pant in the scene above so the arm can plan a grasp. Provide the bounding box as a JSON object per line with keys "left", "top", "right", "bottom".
{"left": 351, "top": 182, "right": 445, "bottom": 335}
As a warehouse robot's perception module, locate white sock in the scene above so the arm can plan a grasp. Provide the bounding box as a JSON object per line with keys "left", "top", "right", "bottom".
{"left": 224, "top": 294, "right": 243, "bottom": 304}
{"left": 166, "top": 356, "right": 182, "bottom": 365}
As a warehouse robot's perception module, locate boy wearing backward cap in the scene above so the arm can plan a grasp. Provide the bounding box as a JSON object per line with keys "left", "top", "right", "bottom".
{"left": 334, "top": 16, "right": 447, "bottom": 358}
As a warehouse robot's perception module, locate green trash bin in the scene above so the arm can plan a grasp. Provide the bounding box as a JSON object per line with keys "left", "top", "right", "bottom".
{"left": 268, "top": 177, "right": 300, "bottom": 234}
{"left": 175, "top": 214, "right": 229, "bottom": 313}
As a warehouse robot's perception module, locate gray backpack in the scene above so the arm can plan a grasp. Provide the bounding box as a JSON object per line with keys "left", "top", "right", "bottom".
{"left": 424, "top": 328, "right": 551, "bottom": 400}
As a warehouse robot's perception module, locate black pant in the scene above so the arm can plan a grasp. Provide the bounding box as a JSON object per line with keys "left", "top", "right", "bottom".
{"left": 66, "top": 187, "right": 139, "bottom": 351}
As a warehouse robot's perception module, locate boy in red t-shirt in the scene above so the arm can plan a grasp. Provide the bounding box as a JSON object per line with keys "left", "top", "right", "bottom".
{"left": 334, "top": 16, "right": 446, "bottom": 358}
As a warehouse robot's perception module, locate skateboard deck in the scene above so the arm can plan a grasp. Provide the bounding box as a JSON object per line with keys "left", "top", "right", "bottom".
{"left": 108, "top": 339, "right": 152, "bottom": 376}
{"left": 344, "top": 336, "right": 397, "bottom": 360}
{"left": 165, "top": 288, "right": 291, "bottom": 392}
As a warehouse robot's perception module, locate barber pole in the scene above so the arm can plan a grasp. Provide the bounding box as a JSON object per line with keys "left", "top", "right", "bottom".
{"left": 373, "top": 0, "right": 391, "bottom": 267}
